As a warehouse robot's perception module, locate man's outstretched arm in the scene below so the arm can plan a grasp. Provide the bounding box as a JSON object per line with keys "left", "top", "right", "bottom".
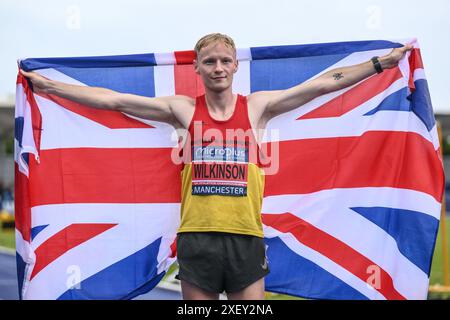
{"left": 19, "top": 69, "right": 193, "bottom": 127}
{"left": 250, "top": 44, "right": 414, "bottom": 121}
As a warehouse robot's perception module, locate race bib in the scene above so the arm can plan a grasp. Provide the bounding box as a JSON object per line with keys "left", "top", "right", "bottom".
{"left": 191, "top": 143, "right": 248, "bottom": 196}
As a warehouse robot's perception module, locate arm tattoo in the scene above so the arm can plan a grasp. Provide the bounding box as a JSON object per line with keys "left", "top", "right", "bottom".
{"left": 333, "top": 72, "right": 344, "bottom": 80}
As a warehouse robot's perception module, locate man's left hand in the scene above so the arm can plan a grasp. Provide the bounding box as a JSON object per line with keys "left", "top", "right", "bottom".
{"left": 380, "top": 44, "right": 414, "bottom": 70}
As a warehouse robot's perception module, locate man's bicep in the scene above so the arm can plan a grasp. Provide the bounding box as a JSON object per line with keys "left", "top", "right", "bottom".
{"left": 117, "top": 94, "right": 177, "bottom": 124}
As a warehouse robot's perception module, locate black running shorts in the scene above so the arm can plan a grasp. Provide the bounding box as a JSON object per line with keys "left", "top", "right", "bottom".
{"left": 176, "top": 232, "right": 270, "bottom": 294}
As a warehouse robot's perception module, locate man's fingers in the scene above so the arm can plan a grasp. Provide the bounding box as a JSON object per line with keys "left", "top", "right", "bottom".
{"left": 402, "top": 44, "right": 414, "bottom": 52}
{"left": 20, "top": 69, "right": 32, "bottom": 78}
{"left": 393, "top": 44, "right": 413, "bottom": 58}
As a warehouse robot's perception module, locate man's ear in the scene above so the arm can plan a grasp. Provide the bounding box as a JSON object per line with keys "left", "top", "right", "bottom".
{"left": 194, "top": 59, "right": 200, "bottom": 74}
{"left": 234, "top": 59, "right": 239, "bottom": 74}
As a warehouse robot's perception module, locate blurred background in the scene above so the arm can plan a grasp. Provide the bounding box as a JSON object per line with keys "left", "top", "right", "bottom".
{"left": 0, "top": 0, "right": 449, "bottom": 299}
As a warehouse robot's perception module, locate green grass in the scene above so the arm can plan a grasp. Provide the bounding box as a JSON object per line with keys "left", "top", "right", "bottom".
{"left": 0, "top": 226, "right": 15, "bottom": 249}
{"left": 266, "top": 292, "right": 304, "bottom": 300}
{"left": 430, "top": 215, "right": 450, "bottom": 285}
{"left": 428, "top": 215, "right": 450, "bottom": 299}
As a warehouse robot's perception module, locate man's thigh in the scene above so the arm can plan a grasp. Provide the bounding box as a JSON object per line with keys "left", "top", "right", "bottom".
{"left": 181, "top": 279, "right": 220, "bottom": 300}
{"left": 226, "top": 277, "right": 265, "bottom": 300}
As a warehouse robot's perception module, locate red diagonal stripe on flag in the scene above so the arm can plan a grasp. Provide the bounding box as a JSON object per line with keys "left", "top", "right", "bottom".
{"left": 262, "top": 213, "right": 406, "bottom": 300}
{"left": 298, "top": 67, "right": 403, "bottom": 120}
{"left": 38, "top": 93, "right": 153, "bottom": 129}
{"left": 30, "top": 223, "right": 117, "bottom": 280}
{"left": 263, "top": 131, "right": 443, "bottom": 202}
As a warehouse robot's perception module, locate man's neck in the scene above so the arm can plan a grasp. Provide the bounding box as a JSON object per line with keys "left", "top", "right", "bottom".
{"left": 204, "top": 89, "right": 235, "bottom": 116}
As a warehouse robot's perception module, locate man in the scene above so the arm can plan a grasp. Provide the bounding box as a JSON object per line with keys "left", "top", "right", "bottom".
{"left": 21, "top": 33, "right": 413, "bottom": 300}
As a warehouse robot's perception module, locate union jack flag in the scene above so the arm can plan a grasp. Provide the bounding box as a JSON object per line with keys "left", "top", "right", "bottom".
{"left": 15, "top": 39, "right": 443, "bottom": 300}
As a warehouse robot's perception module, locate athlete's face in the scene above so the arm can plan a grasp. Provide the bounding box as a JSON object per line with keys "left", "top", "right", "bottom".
{"left": 194, "top": 41, "right": 238, "bottom": 92}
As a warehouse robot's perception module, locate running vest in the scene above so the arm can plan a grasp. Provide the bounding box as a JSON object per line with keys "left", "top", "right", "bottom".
{"left": 178, "top": 94, "right": 265, "bottom": 238}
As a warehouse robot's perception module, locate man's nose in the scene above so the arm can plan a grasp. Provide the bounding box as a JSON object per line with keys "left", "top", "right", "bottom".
{"left": 214, "top": 61, "right": 224, "bottom": 72}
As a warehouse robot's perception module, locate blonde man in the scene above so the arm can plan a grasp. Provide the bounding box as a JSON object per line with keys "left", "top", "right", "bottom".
{"left": 21, "top": 33, "right": 412, "bottom": 300}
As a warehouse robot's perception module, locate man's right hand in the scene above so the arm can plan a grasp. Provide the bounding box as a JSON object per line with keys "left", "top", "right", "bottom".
{"left": 20, "top": 69, "right": 52, "bottom": 94}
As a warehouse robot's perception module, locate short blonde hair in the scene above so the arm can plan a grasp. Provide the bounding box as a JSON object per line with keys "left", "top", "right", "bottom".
{"left": 194, "top": 33, "right": 236, "bottom": 57}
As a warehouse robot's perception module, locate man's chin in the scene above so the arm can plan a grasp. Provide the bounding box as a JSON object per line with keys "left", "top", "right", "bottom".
{"left": 207, "top": 83, "right": 232, "bottom": 92}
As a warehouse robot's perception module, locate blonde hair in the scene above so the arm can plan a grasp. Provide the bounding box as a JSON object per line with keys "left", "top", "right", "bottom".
{"left": 194, "top": 33, "right": 236, "bottom": 57}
